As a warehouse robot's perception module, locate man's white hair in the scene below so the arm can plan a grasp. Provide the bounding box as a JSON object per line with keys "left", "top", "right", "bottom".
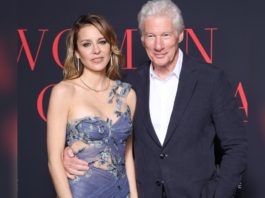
{"left": 138, "top": 0, "right": 185, "bottom": 35}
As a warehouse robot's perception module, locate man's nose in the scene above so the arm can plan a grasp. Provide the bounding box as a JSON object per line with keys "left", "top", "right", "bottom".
{"left": 154, "top": 36, "right": 164, "bottom": 51}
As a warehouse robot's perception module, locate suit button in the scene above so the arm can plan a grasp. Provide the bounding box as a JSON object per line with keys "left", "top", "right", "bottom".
{"left": 155, "top": 180, "right": 164, "bottom": 186}
{"left": 160, "top": 153, "right": 167, "bottom": 159}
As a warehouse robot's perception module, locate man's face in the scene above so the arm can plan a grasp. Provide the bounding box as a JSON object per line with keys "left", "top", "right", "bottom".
{"left": 141, "top": 16, "right": 183, "bottom": 69}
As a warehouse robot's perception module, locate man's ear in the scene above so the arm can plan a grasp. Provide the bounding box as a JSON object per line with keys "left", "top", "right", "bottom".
{"left": 178, "top": 31, "right": 184, "bottom": 43}
{"left": 141, "top": 35, "right": 145, "bottom": 47}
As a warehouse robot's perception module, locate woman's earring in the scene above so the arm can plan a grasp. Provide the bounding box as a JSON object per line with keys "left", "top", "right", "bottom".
{"left": 75, "top": 57, "right": 80, "bottom": 72}
{"left": 110, "top": 54, "right": 113, "bottom": 66}
{"left": 75, "top": 56, "right": 80, "bottom": 72}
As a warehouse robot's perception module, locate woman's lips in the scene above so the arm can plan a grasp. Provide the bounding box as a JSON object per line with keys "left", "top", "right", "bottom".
{"left": 91, "top": 57, "right": 104, "bottom": 63}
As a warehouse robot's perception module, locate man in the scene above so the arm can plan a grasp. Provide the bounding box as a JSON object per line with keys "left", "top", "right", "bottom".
{"left": 63, "top": 0, "right": 247, "bottom": 197}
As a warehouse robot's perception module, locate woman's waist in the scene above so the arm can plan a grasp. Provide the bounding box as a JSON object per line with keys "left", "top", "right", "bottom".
{"left": 73, "top": 145, "right": 125, "bottom": 167}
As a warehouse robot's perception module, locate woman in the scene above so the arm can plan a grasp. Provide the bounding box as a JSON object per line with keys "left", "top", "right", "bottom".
{"left": 47, "top": 14, "right": 137, "bottom": 198}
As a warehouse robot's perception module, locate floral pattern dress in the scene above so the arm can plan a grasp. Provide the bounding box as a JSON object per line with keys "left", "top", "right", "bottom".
{"left": 66, "top": 81, "right": 132, "bottom": 198}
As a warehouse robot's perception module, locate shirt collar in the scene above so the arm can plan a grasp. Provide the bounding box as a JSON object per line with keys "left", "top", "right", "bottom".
{"left": 150, "top": 49, "right": 183, "bottom": 80}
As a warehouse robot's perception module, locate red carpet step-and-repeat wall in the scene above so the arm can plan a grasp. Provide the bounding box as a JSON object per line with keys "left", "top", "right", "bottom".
{"left": 17, "top": 0, "right": 265, "bottom": 197}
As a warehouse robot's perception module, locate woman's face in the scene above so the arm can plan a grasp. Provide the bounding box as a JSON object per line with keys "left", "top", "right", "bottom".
{"left": 75, "top": 25, "right": 111, "bottom": 73}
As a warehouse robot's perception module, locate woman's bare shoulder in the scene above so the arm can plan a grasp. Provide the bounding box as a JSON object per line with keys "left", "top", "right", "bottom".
{"left": 51, "top": 80, "right": 78, "bottom": 99}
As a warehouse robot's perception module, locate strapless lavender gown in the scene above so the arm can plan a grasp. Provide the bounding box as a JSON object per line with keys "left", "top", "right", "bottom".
{"left": 66, "top": 81, "right": 132, "bottom": 198}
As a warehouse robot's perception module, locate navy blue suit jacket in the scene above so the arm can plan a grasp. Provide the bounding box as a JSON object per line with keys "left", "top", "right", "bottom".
{"left": 123, "top": 54, "right": 247, "bottom": 198}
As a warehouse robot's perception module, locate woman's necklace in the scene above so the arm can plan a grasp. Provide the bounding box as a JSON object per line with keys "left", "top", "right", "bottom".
{"left": 80, "top": 78, "right": 110, "bottom": 93}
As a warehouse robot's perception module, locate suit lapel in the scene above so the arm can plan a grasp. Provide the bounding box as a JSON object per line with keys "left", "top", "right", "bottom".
{"left": 163, "top": 56, "right": 198, "bottom": 147}
{"left": 138, "top": 63, "right": 162, "bottom": 147}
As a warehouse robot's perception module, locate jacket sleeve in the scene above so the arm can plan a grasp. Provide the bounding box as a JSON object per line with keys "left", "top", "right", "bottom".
{"left": 206, "top": 69, "right": 247, "bottom": 198}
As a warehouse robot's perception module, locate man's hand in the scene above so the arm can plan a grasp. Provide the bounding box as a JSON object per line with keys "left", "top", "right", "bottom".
{"left": 63, "top": 146, "right": 89, "bottom": 179}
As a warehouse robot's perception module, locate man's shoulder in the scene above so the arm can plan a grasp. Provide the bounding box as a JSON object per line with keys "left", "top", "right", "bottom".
{"left": 184, "top": 55, "right": 223, "bottom": 77}
{"left": 121, "top": 63, "right": 149, "bottom": 83}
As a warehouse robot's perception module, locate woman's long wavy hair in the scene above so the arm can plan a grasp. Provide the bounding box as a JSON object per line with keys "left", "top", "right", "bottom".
{"left": 63, "top": 14, "right": 122, "bottom": 80}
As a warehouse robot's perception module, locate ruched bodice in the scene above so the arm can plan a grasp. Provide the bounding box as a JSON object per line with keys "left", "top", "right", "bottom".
{"left": 66, "top": 81, "right": 132, "bottom": 198}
